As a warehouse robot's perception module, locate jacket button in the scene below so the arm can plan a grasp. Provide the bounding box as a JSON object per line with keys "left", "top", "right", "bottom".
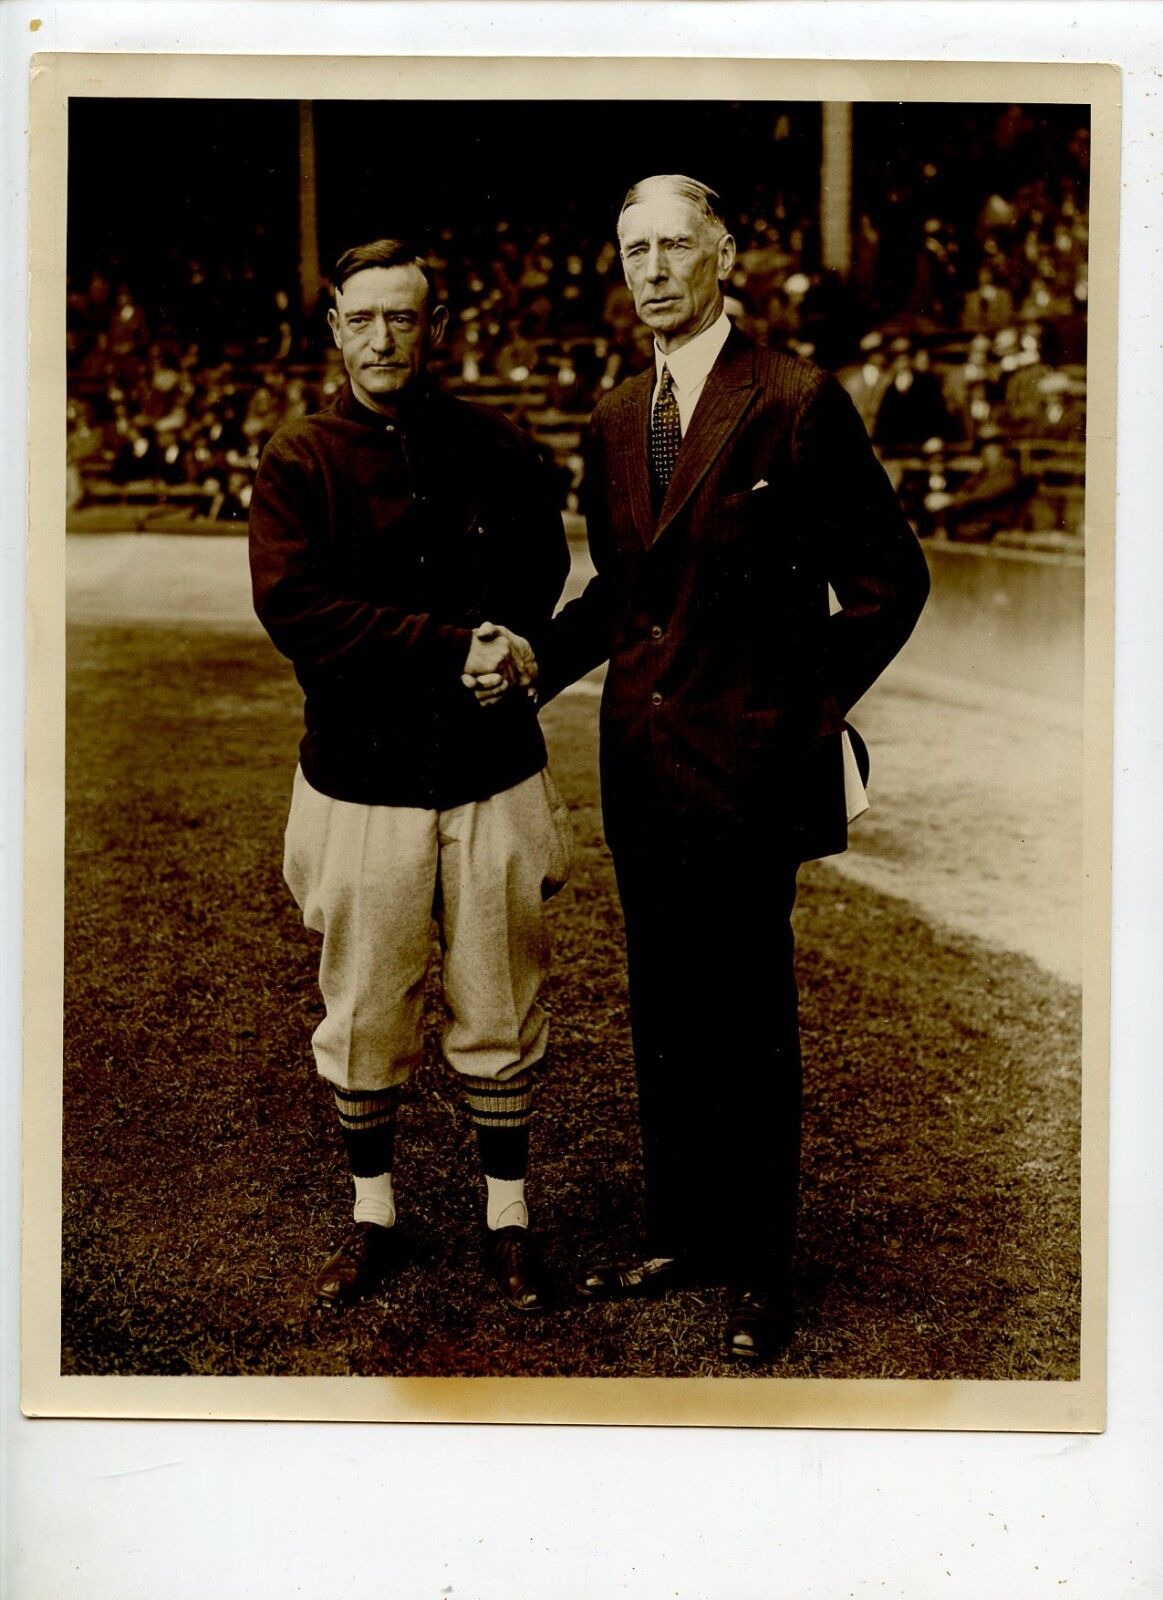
{"left": 650, "top": 625, "right": 663, "bottom": 640}
{"left": 651, "top": 692, "right": 663, "bottom": 707}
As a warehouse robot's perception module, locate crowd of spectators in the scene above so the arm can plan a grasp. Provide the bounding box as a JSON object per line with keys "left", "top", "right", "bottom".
{"left": 67, "top": 109, "right": 1089, "bottom": 542}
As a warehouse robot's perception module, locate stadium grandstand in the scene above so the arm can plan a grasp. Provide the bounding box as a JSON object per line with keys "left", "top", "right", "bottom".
{"left": 66, "top": 100, "right": 1088, "bottom": 550}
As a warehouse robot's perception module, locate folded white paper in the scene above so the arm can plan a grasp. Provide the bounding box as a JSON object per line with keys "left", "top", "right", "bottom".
{"left": 841, "top": 729, "right": 869, "bottom": 823}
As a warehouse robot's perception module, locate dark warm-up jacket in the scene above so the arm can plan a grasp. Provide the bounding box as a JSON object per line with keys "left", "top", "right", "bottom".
{"left": 534, "top": 330, "right": 931, "bottom": 859}
{"left": 248, "top": 381, "right": 569, "bottom": 809}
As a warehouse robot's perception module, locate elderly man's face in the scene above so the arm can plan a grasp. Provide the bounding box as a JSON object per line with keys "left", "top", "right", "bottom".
{"left": 618, "top": 193, "right": 735, "bottom": 353}
{"left": 327, "top": 264, "right": 447, "bottom": 411}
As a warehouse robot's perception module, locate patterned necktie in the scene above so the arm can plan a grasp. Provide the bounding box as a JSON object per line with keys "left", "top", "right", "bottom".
{"left": 650, "top": 364, "right": 681, "bottom": 501}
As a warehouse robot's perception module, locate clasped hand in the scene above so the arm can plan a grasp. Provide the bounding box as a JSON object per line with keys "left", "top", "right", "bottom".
{"left": 461, "top": 622, "right": 538, "bottom": 708}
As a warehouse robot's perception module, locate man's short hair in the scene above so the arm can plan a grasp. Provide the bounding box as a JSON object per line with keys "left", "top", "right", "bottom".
{"left": 330, "top": 239, "right": 438, "bottom": 301}
{"left": 618, "top": 175, "right": 729, "bottom": 236}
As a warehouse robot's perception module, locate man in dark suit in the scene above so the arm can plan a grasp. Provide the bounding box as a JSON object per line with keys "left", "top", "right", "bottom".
{"left": 470, "top": 175, "right": 930, "bottom": 1361}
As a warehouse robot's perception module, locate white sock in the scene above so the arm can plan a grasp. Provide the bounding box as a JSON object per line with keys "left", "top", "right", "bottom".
{"left": 485, "top": 1177, "right": 528, "bottom": 1231}
{"left": 352, "top": 1172, "right": 396, "bottom": 1228}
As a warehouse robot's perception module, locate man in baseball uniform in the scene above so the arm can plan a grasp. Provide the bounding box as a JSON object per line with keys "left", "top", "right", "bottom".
{"left": 249, "top": 238, "right": 571, "bottom": 1316}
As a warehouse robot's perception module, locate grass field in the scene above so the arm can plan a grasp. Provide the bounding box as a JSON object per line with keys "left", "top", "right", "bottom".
{"left": 61, "top": 623, "right": 1082, "bottom": 1379}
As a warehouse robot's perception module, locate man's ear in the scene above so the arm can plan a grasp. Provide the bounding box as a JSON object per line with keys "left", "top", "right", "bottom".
{"left": 429, "top": 302, "right": 449, "bottom": 349}
{"left": 717, "top": 231, "right": 737, "bottom": 283}
{"left": 326, "top": 306, "right": 342, "bottom": 350}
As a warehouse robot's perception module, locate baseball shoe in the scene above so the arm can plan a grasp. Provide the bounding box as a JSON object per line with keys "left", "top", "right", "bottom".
{"left": 483, "top": 1225, "right": 551, "bottom": 1314}
{"left": 312, "top": 1221, "right": 398, "bottom": 1311}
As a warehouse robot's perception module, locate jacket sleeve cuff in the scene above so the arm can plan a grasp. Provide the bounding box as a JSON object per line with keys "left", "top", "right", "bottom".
{"left": 433, "top": 624, "right": 476, "bottom": 680}
{"left": 525, "top": 624, "right": 561, "bottom": 704}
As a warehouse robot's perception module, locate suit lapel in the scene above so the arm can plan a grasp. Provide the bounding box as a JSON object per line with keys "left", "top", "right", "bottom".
{"left": 611, "top": 369, "right": 655, "bottom": 545}
{"left": 653, "top": 332, "right": 758, "bottom": 544}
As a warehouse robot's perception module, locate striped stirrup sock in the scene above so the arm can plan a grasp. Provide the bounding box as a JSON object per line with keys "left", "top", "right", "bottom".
{"left": 464, "top": 1068, "right": 533, "bottom": 1184}
{"left": 332, "top": 1084, "right": 401, "bottom": 1179}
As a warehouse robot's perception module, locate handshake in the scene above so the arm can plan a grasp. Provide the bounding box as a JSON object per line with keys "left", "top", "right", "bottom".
{"left": 461, "top": 622, "right": 539, "bottom": 708}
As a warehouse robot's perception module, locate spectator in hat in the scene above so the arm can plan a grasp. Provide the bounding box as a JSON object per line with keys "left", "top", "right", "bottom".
{"left": 873, "top": 340, "right": 953, "bottom": 450}
{"left": 837, "top": 331, "right": 892, "bottom": 433}
{"left": 925, "top": 428, "right": 1026, "bottom": 541}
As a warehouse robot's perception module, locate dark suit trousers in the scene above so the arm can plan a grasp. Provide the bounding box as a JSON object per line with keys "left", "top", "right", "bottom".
{"left": 612, "top": 831, "right": 802, "bottom": 1287}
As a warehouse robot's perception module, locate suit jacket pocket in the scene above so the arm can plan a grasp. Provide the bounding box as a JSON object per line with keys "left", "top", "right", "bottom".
{"left": 742, "top": 705, "right": 788, "bottom": 751}
{"left": 715, "top": 487, "right": 759, "bottom": 509}
{"left": 702, "top": 484, "right": 771, "bottom": 543}
{"left": 744, "top": 692, "right": 846, "bottom": 755}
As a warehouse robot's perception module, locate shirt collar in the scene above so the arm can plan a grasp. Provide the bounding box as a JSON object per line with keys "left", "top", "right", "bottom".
{"left": 654, "top": 308, "right": 732, "bottom": 394}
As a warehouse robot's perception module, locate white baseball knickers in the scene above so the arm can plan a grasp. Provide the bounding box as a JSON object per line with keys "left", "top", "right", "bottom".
{"left": 282, "top": 766, "right": 574, "bottom": 1095}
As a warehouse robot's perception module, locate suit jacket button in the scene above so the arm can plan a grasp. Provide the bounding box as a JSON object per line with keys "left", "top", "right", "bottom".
{"left": 651, "top": 692, "right": 663, "bottom": 707}
{"left": 650, "top": 625, "right": 663, "bottom": 640}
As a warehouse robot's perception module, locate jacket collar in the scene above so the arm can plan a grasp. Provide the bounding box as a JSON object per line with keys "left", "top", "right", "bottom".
{"left": 333, "top": 377, "right": 445, "bottom": 428}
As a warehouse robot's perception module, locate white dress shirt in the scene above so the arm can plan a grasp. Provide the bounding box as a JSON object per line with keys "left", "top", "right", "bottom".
{"left": 652, "top": 308, "right": 733, "bottom": 434}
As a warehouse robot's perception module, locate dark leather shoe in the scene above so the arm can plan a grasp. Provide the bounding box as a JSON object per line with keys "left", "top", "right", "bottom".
{"left": 576, "top": 1254, "right": 690, "bottom": 1302}
{"left": 484, "top": 1225, "right": 550, "bottom": 1314}
{"left": 313, "top": 1221, "right": 397, "bottom": 1310}
{"left": 723, "top": 1286, "right": 795, "bottom": 1362}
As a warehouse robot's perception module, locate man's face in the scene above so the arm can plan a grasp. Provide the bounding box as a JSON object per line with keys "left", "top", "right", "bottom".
{"left": 618, "top": 193, "right": 735, "bottom": 353}
{"left": 327, "top": 263, "right": 447, "bottom": 410}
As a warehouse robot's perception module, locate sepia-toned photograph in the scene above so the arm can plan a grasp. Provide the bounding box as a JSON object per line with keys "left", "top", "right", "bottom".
{"left": 25, "top": 54, "right": 1115, "bottom": 1427}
